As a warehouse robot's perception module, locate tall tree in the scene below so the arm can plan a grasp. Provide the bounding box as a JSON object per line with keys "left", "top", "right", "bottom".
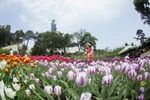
{"left": 15, "top": 30, "right": 25, "bottom": 53}
{"left": 0, "top": 25, "right": 14, "bottom": 47}
{"left": 61, "top": 33, "right": 73, "bottom": 55}
{"left": 80, "top": 32, "right": 98, "bottom": 51}
{"left": 72, "top": 29, "right": 86, "bottom": 53}
{"left": 134, "top": 0, "right": 150, "bottom": 25}
{"left": 25, "top": 30, "right": 35, "bottom": 49}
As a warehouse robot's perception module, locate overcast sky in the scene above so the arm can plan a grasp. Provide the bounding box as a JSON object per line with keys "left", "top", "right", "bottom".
{"left": 0, "top": 0, "right": 150, "bottom": 49}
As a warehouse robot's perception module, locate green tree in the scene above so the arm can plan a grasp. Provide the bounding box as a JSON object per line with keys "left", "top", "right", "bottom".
{"left": 134, "top": 0, "right": 150, "bottom": 25}
{"left": 80, "top": 32, "right": 98, "bottom": 51}
{"left": 0, "top": 25, "right": 14, "bottom": 48}
{"left": 25, "top": 30, "right": 35, "bottom": 49}
{"left": 72, "top": 29, "right": 86, "bottom": 53}
{"left": 61, "top": 33, "right": 73, "bottom": 56}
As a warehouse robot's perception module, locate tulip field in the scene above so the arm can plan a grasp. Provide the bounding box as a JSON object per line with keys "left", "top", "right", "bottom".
{"left": 0, "top": 54, "right": 150, "bottom": 100}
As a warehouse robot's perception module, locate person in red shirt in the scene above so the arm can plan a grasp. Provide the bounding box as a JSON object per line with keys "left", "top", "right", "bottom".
{"left": 86, "top": 43, "right": 93, "bottom": 60}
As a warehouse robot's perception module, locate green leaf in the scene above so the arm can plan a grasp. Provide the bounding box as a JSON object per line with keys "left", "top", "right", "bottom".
{"left": 101, "top": 86, "right": 107, "bottom": 99}
{"left": 107, "top": 75, "right": 120, "bottom": 98}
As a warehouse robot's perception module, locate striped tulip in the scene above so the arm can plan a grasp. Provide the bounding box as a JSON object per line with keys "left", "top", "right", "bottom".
{"left": 76, "top": 72, "right": 88, "bottom": 87}
{"left": 54, "top": 86, "right": 61, "bottom": 95}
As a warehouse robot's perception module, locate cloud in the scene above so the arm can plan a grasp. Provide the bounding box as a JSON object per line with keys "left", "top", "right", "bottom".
{"left": 2, "top": 0, "right": 127, "bottom": 33}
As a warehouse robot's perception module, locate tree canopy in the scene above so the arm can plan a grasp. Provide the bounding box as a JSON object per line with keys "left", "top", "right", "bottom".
{"left": 134, "top": 0, "right": 150, "bottom": 25}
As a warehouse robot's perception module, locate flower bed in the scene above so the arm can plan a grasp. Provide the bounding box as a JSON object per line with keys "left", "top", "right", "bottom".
{"left": 0, "top": 54, "right": 150, "bottom": 100}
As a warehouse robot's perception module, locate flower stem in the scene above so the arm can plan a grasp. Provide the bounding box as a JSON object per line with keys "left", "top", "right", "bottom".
{"left": 33, "top": 91, "right": 45, "bottom": 100}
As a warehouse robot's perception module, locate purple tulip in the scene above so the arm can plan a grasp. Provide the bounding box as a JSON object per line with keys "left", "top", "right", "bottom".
{"left": 34, "top": 78, "right": 40, "bottom": 84}
{"left": 29, "top": 84, "right": 35, "bottom": 90}
{"left": 57, "top": 71, "right": 62, "bottom": 78}
{"left": 44, "top": 86, "right": 53, "bottom": 94}
{"left": 143, "top": 72, "right": 149, "bottom": 80}
{"left": 102, "top": 75, "right": 113, "bottom": 86}
{"left": 128, "top": 70, "right": 137, "bottom": 79}
{"left": 54, "top": 86, "right": 61, "bottom": 95}
{"left": 88, "top": 66, "right": 96, "bottom": 75}
{"left": 48, "top": 68, "right": 53, "bottom": 75}
{"left": 138, "top": 94, "right": 144, "bottom": 100}
{"left": 137, "top": 75, "right": 143, "bottom": 82}
{"left": 67, "top": 71, "right": 75, "bottom": 81}
{"left": 103, "top": 67, "right": 111, "bottom": 75}
{"left": 140, "top": 87, "right": 144, "bottom": 94}
{"left": 80, "top": 92, "right": 92, "bottom": 100}
{"left": 53, "top": 76, "right": 57, "bottom": 81}
{"left": 120, "top": 63, "right": 129, "bottom": 73}
{"left": 30, "top": 73, "right": 35, "bottom": 79}
{"left": 26, "top": 89, "right": 31, "bottom": 96}
{"left": 76, "top": 72, "right": 88, "bottom": 87}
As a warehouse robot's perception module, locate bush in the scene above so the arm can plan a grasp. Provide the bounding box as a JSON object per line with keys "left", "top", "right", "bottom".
{"left": 0, "top": 49, "right": 10, "bottom": 55}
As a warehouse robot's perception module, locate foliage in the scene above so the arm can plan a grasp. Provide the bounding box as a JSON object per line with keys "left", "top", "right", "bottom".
{"left": 0, "top": 25, "right": 14, "bottom": 48}
{"left": 0, "top": 49, "right": 10, "bottom": 55}
{"left": 134, "top": 0, "right": 150, "bottom": 25}
{"left": 72, "top": 29, "right": 98, "bottom": 53}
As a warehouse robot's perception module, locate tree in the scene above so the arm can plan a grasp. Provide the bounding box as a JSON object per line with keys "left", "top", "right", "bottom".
{"left": 72, "top": 29, "right": 86, "bottom": 53}
{"left": 134, "top": 0, "right": 150, "bottom": 25}
{"left": 61, "top": 33, "right": 73, "bottom": 56}
{"left": 80, "top": 32, "right": 98, "bottom": 51}
{"left": 25, "top": 30, "right": 35, "bottom": 49}
{"left": 0, "top": 25, "right": 14, "bottom": 47}
{"left": 125, "top": 43, "right": 128, "bottom": 46}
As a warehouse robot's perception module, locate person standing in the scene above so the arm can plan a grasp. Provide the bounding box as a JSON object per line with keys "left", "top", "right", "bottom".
{"left": 86, "top": 43, "right": 93, "bottom": 60}
{"left": 10, "top": 48, "right": 13, "bottom": 56}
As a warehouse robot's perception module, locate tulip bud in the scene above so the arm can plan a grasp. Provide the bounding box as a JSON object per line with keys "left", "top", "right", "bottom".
{"left": 137, "top": 75, "right": 143, "bottom": 82}
{"left": 138, "top": 94, "right": 144, "bottom": 100}
{"left": 102, "top": 75, "right": 113, "bottom": 86}
{"left": 54, "top": 86, "right": 61, "bottom": 95}
{"left": 80, "top": 92, "right": 92, "bottom": 100}
{"left": 143, "top": 72, "right": 149, "bottom": 80}
{"left": 57, "top": 71, "right": 62, "bottom": 78}
{"left": 44, "top": 86, "right": 53, "bottom": 94}
{"left": 30, "top": 73, "right": 35, "bottom": 79}
{"left": 34, "top": 78, "right": 40, "bottom": 84}
{"left": 29, "top": 84, "right": 35, "bottom": 90}
{"left": 140, "top": 87, "right": 144, "bottom": 94}
{"left": 67, "top": 71, "right": 75, "bottom": 81}
{"left": 26, "top": 89, "right": 31, "bottom": 96}
{"left": 128, "top": 70, "right": 137, "bottom": 79}
{"left": 76, "top": 72, "right": 88, "bottom": 87}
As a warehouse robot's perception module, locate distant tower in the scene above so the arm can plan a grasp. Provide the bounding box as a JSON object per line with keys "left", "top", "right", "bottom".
{"left": 51, "top": 20, "right": 57, "bottom": 31}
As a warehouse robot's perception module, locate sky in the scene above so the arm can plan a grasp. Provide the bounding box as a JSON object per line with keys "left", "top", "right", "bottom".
{"left": 0, "top": 0, "right": 150, "bottom": 50}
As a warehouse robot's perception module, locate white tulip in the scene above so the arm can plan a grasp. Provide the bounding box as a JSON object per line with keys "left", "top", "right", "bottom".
{"left": 4, "top": 86, "right": 16, "bottom": 99}
{"left": 0, "top": 80, "right": 6, "bottom": 100}
{"left": 12, "top": 83, "right": 20, "bottom": 91}
{"left": 13, "top": 77, "right": 19, "bottom": 83}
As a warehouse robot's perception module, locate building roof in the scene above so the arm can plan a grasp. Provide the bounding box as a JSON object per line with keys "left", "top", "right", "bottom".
{"left": 118, "top": 45, "right": 138, "bottom": 55}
